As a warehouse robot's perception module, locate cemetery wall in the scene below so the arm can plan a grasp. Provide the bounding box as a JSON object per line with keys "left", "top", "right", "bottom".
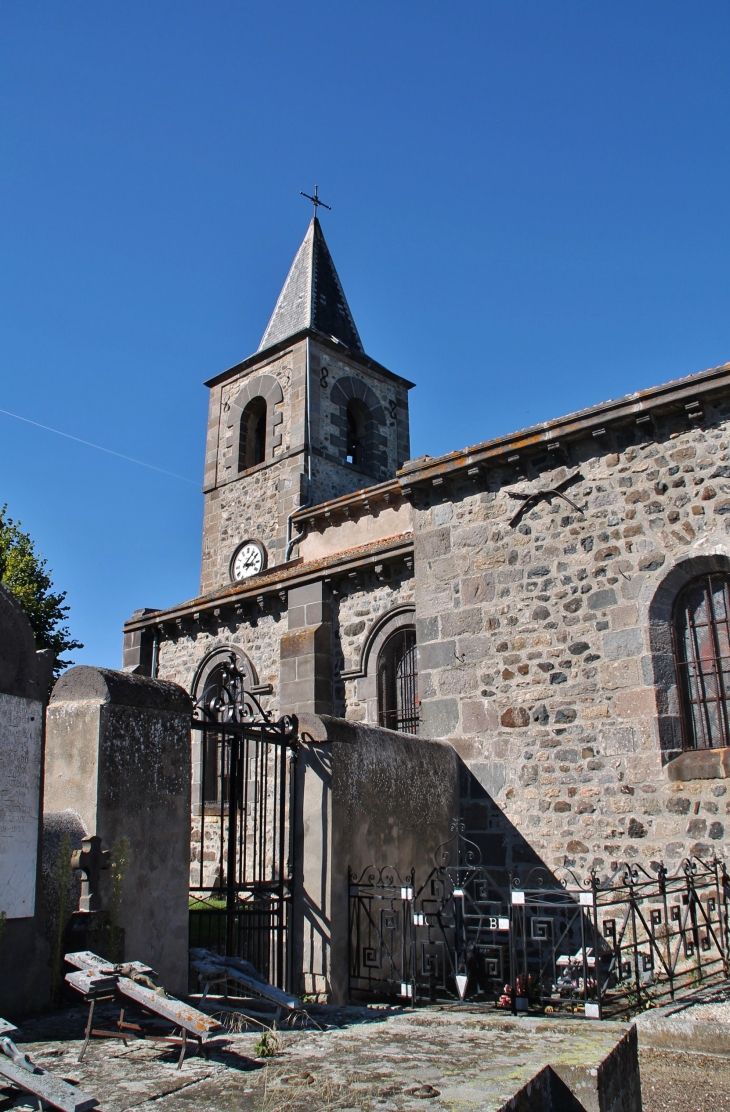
{"left": 293, "top": 713, "right": 458, "bottom": 1003}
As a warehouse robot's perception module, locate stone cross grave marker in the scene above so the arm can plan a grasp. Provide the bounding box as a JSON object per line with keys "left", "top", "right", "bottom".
{"left": 70, "top": 836, "right": 111, "bottom": 913}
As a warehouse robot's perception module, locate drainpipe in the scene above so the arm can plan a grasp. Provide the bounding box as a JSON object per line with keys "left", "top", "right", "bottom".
{"left": 150, "top": 627, "right": 160, "bottom": 679}
{"left": 285, "top": 334, "right": 312, "bottom": 562}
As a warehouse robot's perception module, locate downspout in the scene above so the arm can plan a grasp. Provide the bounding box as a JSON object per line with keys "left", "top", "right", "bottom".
{"left": 285, "top": 333, "right": 312, "bottom": 562}
{"left": 150, "top": 627, "right": 160, "bottom": 679}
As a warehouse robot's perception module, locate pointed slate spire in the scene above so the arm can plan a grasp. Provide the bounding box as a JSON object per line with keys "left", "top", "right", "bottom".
{"left": 258, "top": 218, "right": 364, "bottom": 353}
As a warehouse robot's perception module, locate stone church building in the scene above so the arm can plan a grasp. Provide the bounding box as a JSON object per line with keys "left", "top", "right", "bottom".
{"left": 123, "top": 215, "right": 730, "bottom": 882}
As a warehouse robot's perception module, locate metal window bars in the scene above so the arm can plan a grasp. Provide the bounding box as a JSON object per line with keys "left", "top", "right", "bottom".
{"left": 377, "top": 626, "right": 419, "bottom": 734}
{"left": 673, "top": 573, "right": 730, "bottom": 750}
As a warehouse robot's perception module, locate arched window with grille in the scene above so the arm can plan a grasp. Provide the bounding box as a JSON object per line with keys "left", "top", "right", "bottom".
{"left": 377, "top": 626, "right": 419, "bottom": 734}
{"left": 673, "top": 573, "right": 730, "bottom": 751}
{"left": 239, "top": 396, "right": 267, "bottom": 471}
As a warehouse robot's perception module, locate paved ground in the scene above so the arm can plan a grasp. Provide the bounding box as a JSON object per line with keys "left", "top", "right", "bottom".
{"left": 4, "top": 1001, "right": 730, "bottom": 1111}
{"left": 4, "top": 1002, "right": 635, "bottom": 1112}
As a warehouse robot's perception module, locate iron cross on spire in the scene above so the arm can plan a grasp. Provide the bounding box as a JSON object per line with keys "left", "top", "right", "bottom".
{"left": 300, "top": 184, "right": 331, "bottom": 219}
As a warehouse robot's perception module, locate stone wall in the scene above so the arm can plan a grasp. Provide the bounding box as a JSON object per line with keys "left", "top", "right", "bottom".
{"left": 293, "top": 714, "right": 458, "bottom": 1003}
{"left": 155, "top": 563, "right": 415, "bottom": 727}
{"left": 157, "top": 600, "right": 285, "bottom": 702}
{"left": 337, "top": 568, "right": 416, "bottom": 721}
{"left": 413, "top": 402, "right": 730, "bottom": 878}
{"left": 309, "top": 342, "right": 410, "bottom": 481}
{"left": 201, "top": 343, "right": 307, "bottom": 592}
{"left": 0, "top": 583, "right": 51, "bottom": 1018}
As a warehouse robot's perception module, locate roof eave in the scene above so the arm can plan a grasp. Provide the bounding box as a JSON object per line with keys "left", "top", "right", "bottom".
{"left": 398, "top": 361, "right": 730, "bottom": 488}
{"left": 204, "top": 328, "right": 416, "bottom": 390}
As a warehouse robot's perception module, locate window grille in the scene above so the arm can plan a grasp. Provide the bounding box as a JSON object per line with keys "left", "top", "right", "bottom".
{"left": 673, "top": 573, "right": 730, "bottom": 750}
{"left": 377, "top": 627, "right": 419, "bottom": 734}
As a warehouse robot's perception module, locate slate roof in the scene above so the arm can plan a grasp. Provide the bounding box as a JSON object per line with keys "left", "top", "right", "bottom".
{"left": 258, "top": 217, "right": 364, "bottom": 353}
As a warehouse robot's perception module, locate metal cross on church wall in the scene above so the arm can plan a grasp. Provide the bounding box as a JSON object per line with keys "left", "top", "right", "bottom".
{"left": 300, "top": 184, "right": 331, "bottom": 217}
{"left": 506, "top": 468, "right": 583, "bottom": 527}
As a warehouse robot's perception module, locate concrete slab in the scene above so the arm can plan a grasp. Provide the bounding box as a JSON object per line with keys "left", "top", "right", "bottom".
{"left": 5, "top": 1003, "right": 640, "bottom": 1112}
{"left": 635, "top": 982, "right": 730, "bottom": 1057}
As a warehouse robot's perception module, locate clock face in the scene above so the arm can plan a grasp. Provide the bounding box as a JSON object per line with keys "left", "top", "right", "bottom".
{"left": 231, "top": 541, "right": 266, "bottom": 582}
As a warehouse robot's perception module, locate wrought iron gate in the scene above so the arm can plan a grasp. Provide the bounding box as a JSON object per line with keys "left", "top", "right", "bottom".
{"left": 189, "top": 653, "right": 298, "bottom": 990}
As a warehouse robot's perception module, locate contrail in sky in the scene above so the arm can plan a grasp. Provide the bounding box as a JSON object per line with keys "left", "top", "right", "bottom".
{"left": 0, "top": 407, "right": 198, "bottom": 485}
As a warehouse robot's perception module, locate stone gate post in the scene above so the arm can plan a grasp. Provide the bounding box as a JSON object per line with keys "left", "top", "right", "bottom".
{"left": 44, "top": 667, "right": 191, "bottom": 995}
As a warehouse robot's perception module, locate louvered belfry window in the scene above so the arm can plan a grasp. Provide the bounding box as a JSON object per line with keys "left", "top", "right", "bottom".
{"left": 378, "top": 627, "right": 419, "bottom": 734}
{"left": 674, "top": 573, "right": 730, "bottom": 751}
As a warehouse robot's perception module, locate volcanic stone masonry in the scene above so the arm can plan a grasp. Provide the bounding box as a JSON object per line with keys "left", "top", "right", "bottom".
{"left": 410, "top": 396, "right": 730, "bottom": 876}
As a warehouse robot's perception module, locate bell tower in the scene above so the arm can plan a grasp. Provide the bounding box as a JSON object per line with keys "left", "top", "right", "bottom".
{"left": 199, "top": 216, "right": 414, "bottom": 596}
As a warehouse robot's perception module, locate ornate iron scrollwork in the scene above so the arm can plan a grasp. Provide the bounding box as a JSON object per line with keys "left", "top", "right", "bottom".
{"left": 434, "top": 819, "right": 482, "bottom": 869}
{"left": 192, "top": 651, "right": 297, "bottom": 741}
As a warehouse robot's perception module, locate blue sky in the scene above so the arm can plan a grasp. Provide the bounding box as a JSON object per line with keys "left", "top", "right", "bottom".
{"left": 1, "top": 2, "right": 729, "bottom": 669}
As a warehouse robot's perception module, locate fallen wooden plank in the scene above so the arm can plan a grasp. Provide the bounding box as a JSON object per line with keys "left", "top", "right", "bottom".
{"left": 190, "top": 949, "right": 304, "bottom": 1012}
{"left": 0, "top": 1039, "right": 97, "bottom": 1112}
{"left": 115, "top": 979, "right": 222, "bottom": 1039}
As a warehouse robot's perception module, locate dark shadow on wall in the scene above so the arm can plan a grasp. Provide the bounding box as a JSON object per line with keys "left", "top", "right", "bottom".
{"left": 457, "top": 756, "right": 555, "bottom": 889}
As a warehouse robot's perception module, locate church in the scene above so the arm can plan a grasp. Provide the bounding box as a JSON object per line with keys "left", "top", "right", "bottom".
{"left": 122, "top": 213, "right": 730, "bottom": 889}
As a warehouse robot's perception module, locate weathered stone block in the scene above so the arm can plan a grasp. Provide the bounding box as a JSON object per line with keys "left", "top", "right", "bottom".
{"left": 418, "top": 639, "right": 456, "bottom": 671}
{"left": 603, "top": 627, "right": 644, "bottom": 661}
{"left": 420, "top": 698, "right": 459, "bottom": 738}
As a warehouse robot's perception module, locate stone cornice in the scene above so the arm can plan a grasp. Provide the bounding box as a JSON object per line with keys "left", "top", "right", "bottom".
{"left": 397, "top": 361, "right": 730, "bottom": 490}
{"left": 203, "top": 328, "right": 415, "bottom": 391}
{"left": 290, "top": 477, "right": 403, "bottom": 528}
{"left": 123, "top": 534, "right": 413, "bottom": 632}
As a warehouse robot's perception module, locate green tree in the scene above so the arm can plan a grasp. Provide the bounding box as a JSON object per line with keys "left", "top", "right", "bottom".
{"left": 0, "top": 506, "right": 82, "bottom": 680}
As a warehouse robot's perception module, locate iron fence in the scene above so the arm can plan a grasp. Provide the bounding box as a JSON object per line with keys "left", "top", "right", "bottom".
{"left": 348, "top": 823, "right": 730, "bottom": 1018}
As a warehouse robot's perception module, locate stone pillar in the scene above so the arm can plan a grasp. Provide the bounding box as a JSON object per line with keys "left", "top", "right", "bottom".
{"left": 121, "top": 609, "right": 157, "bottom": 675}
{"left": 0, "top": 584, "right": 53, "bottom": 1017}
{"left": 44, "top": 667, "right": 192, "bottom": 995}
{"left": 291, "top": 714, "right": 459, "bottom": 1004}
{"left": 279, "top": 581, "right": 333, "bottom": 716}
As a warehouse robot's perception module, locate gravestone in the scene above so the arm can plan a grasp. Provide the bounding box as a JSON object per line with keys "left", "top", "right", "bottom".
{"left": 0, "top": 583, "right": 53, "bottom": 1017}
{"left": 44, "top": 667, "right": 192, "bottom": 995}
